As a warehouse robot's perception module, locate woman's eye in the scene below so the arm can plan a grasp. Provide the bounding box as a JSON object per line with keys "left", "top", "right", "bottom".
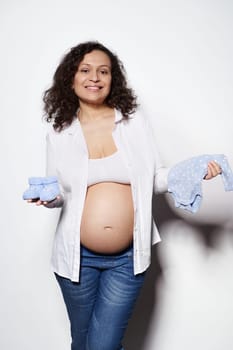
{"left": 80, "top": 69, "right": 89, "bottom": 73}
{"left": 100, "top": 70, "right": 109, "bottom": 75}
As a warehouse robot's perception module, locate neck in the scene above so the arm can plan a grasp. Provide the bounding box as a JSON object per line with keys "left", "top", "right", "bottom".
{"left": 77, "top": 102, "right": 113, "bottom": 122}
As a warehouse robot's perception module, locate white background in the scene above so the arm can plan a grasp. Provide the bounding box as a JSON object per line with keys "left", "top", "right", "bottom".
{"left": 1, "top": 0, "right": 233, "bottom": 349}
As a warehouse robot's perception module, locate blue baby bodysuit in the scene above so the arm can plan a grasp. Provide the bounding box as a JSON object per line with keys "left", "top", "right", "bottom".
{"left": 168, "top": 154, "right": 233, "bottom": 213}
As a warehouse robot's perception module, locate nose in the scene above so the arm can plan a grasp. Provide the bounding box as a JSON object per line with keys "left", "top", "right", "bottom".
{"left": 89, "top": 70, "right": 100, "bottom": 82}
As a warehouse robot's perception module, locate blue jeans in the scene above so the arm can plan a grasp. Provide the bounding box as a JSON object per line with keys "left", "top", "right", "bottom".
{"left": 55, "top": 245, "right": 146, "bottom": 350}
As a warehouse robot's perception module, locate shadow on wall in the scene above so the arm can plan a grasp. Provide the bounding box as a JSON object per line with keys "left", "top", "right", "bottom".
{"left": 123, "top": 193, "right": 228, "bottom": 350}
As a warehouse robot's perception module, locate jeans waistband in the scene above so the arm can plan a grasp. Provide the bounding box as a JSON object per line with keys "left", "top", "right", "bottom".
{"left": 80, "top": 244, "right": 133, "bottom": 258}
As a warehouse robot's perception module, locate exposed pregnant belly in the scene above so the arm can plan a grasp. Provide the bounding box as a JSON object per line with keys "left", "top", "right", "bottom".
{"left": 80, "top": 183, "right": 134, "bottom": 253}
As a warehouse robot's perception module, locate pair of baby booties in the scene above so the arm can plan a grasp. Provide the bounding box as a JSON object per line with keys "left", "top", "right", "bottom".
{"left": 23, "top": 176, "right": 60, "bottom": 202}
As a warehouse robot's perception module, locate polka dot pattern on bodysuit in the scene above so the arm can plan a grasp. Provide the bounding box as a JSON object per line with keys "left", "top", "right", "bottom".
{"left": 168, "top": 154, "right": 233, "bottom": 213}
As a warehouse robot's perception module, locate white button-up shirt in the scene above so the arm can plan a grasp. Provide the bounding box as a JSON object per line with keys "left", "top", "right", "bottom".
{"left": 46, "top": 109, "right": 169, "bottom": 282}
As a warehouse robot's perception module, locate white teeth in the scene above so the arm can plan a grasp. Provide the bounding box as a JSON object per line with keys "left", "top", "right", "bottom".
{"left": 86, "top": 86, "right": 100, "bottom": 90}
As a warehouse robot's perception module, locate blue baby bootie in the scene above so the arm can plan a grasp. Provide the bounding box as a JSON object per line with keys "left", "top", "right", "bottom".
{"left": 23, "top": 177, "right": 44, "bottom": 200}
{"left": 40, "top": 176, "right": 60, "bottom": 202}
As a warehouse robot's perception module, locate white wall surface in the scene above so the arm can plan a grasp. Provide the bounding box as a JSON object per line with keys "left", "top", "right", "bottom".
{"left": 1, "top": 1, "right": 233, "bottom": 349}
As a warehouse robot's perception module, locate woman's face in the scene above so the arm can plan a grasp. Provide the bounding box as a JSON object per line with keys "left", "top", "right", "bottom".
{"left": 72, "top": 50, "right": 112, "bottom": 106}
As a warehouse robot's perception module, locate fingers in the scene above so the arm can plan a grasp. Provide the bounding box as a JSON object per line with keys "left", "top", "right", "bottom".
{"left": 27, "top": 198, "right": 40, "bottom": 204}
{"left": 42, "top": 195, "right": 61, "bottom": 206}
{"left": 26, "top": 195, "right": 60, "bottom": 206}
{"left": 43, "top": 195, "right": 60, "bottom": 205}
{"left": 205, "top": 161, "right": 222, "bottom": 180}
{"left": 26, "top": 199, "right": 46, "bottom": 206}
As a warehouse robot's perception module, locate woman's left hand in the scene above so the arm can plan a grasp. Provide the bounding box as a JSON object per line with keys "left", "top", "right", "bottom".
{"left": 204, "top": 161, "right": 222, "bottom": 180}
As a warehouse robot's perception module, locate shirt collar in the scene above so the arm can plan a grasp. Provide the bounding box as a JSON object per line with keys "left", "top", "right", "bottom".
{"left": 114, "top": 108, "right": 123, "bottom": 123}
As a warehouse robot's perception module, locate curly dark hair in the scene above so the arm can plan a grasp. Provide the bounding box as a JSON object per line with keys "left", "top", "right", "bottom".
{"left": 43, "top": 41, "right": 138, "bottom": 131}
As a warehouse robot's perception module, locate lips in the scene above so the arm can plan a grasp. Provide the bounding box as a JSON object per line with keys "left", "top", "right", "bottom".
{"left": 85, "top": 85, "right": 103, "bottom": 91}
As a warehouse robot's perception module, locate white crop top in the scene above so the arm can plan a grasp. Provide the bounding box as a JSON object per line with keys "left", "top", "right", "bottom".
{"left": 87, "top": 151, "right": 130, "bottom": 187}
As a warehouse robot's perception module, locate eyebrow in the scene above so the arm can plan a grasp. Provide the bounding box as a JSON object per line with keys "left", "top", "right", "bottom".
{"left": 79, "top": 63, "right": 111, "bottom": 68}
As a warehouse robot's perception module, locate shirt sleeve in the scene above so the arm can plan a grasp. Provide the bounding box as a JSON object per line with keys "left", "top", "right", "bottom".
{"left": 44, "top": 132, "right": 64, "bottom": 208}
{"left": 144, "top": 115, "right": 170, "bottom": 194}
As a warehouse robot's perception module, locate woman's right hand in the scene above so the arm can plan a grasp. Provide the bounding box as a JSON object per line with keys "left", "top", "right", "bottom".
{"left": 27, "top": 196, "right": 61, "bottom": 206}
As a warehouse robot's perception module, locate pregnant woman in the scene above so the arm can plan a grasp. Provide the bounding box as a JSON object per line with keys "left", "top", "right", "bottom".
{"left": 29, "top": 41, "right": 221, "bottom": 350}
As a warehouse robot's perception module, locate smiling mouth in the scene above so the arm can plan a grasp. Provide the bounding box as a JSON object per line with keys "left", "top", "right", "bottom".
{"left": 85, "top": 86, "right": 103, "bottom": 91}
